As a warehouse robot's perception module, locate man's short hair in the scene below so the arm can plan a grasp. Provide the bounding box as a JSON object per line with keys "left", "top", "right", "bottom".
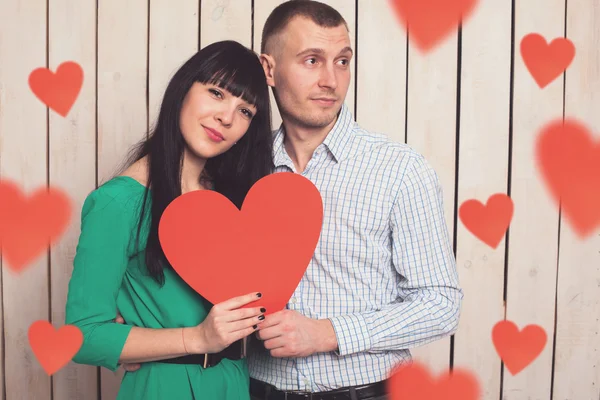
{"left": 261, "top": 0, "right": 349, "bottom": 54}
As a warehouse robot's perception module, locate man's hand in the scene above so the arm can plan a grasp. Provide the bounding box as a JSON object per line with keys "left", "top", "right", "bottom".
{"left": 255, "top": 310, "right": 338, "bottom": 358}
{"left": 115, "top": 313, "right": 141, "bottom": 372}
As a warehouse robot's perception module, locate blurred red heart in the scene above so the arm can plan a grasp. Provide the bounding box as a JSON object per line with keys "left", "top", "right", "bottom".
{"left": 536, "top": 118, "right": 600, "bottom": 237}
{"left": 387, "top": 361, "right": 480, "bottom": 400}
{"left": 28, "top": 321, "right": 83, "bottom": 375}
{"left": 492, "top": 320, "right": 547, "bottom": 375}
{"left": 28, "top": 61, "right": 83, "bottom": 117}
{"left": 389, "top": 0, "right": 479, "bottom": 52}
{"left": 0, "top": 180, "right": 71, "bottom": 272}
{"left": 459, "top": 193, "right": 513, "bottom": 248}
{"left": 159, "top": 172, "right": 323, "bottom": 314}
{"left": 521, "top": 33, "right": 575, "bottom": 88}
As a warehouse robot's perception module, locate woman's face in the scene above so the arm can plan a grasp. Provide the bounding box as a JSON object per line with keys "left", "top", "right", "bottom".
{"left": 179, "top": 81, "right": 257, "bottom": 159}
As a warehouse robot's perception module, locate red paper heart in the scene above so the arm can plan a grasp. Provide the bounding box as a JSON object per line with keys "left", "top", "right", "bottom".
{"left": 28, "top": 320, "right": 83, "bottom": 375}
{"left": 389, "top": 0, "right": 479, "bottom": 52}
{"left": 0, "top": 180, "right": 72, "bottom": 272}
{"left": 459, "top": 193, "right": 513, "bottom": 248}
{"left": 492, "top": 320, "right": 547, "bottom": 375}
{"left": 28, "top": 61, "right": 83, "bottom": 117}
{"left": 536, "top": 118, "right": 600, "bottom": 237}
{"left": 158, "top": 172, "right": 323, "bottom": 314}
{"left": 387, "top": 361, "right": 480, "bottom": 400}
{"left": 521, "top": 33, "right": 575, "bottom": 88}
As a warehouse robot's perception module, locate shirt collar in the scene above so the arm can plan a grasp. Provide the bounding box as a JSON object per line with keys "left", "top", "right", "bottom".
{"left": 273, "top": 103, "right": 355, "bottom": 168}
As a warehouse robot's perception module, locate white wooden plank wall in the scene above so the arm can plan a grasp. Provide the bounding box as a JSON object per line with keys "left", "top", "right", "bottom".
{"left": 49, "top": 0, "right": 98, "bottom": 398}
{"left": 0, "top": 1, "right": 51, "bottom": 399}
{"left": 148, "top": 0, "right": 199, "bottom": 128}
{"left": 504, "top": 1, "right": 564, "bottom": 399}
{"left": 0, "top": 1, "right": 599, "bottom": 399}
{"left": 553, "top": 1, "right": 600, "bottom": 399}
{"left": 453, "top": 0, "right": 512, "bottom": 398}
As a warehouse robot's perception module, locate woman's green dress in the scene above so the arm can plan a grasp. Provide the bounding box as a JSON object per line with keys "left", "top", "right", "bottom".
{"left": 65, "top": 176, "right": 250, "bottom": 399}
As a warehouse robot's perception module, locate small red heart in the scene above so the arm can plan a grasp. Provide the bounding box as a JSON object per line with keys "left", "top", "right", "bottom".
{"left": 521, "top": 33, "right": 575, "bottom": 88}
{"left": 28, "top": 61, "right": 83, "bottom": 117}
{"left": 459, "top": 193, "right": 513, "bottom": 249}
{"left": 28, "top": 320, "right": 83, "bottom": 375}
{"left": 492, "top": 320, "right": 547, "bottom": 375}
{"left": 536, "top": 118, "right": 600, "bottom": 237}
{"left": 158, "top": 172, "right": 323, "bottom": 313}
{"left": 0, "top": 180, "right": 72, "bottom": 272}
{"left": 389, "top": 0, "right": 479, "bottom": 52}
{"left": 386, "top": 361, "right": 480, "bottom": 400}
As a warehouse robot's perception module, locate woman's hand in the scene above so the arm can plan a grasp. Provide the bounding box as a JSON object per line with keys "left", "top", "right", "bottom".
{"left": 189, "top": 292, "right": 265, "bottom": 354}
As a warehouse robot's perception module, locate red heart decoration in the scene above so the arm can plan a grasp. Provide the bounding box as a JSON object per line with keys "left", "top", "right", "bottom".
{"left": 389, "top": 0, "right": 479, "bottom": 52}
{"left": 536, "top": 118, "right": 600, "bottom": 237}
{"left": 158, "top": 172, "right": 323, "bottom": 314}
{"left": 28, "top": 61, "right": 83, "bottom": 117}
{"left": 28, "top": 320, "right": 83, "bottom": 375}
{"left": 492, "top": 320, "right": 547, "bottom": 375}
{"left": 520, "top": 33, "right": 575, "bottom": 89}
{"left": 0, "top": 180, "right": 72, "bottom": 272}
{"left": 459, "top": 193, "right": 513, "bottom": 249}
{"left": 386, "top": 361, "right": 480, "bottom": 400}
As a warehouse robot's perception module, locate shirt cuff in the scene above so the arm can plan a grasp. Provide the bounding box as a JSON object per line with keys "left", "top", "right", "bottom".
{"left": 74, "top": 322, "right": 133, "bottom": 372}
{"left": 328, "top": 314, "right": 372, "bottom": 356}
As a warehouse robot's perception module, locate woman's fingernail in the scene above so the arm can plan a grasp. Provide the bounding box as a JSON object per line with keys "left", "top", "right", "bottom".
{"left": 257, "top": 292, "right": 262, "bottom": 298}
{"left": 260, "top": 308, "right": 266, "bottom": 313}
{"left": 253, "top": 324, "right": 258, "bottom": 329}
{"left": 258, "top": 315, "right": 265, "bottom": 320}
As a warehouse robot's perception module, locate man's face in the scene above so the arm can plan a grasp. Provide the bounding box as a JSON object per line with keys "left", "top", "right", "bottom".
{"left": 266, "top": 17, "right": 352, "bottom": 130}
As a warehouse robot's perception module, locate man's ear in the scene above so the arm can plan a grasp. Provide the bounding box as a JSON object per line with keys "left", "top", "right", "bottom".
{"left": 260, "top": 54, "right": 276, "bottom": 87}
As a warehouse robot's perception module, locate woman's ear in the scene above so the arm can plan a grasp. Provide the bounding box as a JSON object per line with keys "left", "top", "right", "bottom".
{"left": 260, "top": 54, "right": 276, "bottom": 87}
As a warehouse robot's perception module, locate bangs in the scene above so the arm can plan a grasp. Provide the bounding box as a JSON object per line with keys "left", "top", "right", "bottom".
{"left": 200, "top": 62, "right": 262, "bottom": 107}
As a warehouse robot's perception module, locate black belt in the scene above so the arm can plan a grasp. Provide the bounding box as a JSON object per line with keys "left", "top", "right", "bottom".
{"left": 249, "top": 378, "right": 388, "bottom": 400}
{"left": 157, "top": 339, "right": 244, "bottom": 368}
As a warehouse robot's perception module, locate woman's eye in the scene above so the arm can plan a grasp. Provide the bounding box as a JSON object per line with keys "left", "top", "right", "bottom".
{"left": 209, "top": 88, "right": 223, "bottom": 98}
{"left": 241, "top": 109, "right": 254, "bottom": 118}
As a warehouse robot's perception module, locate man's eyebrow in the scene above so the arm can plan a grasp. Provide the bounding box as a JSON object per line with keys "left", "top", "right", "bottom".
{"left": 295, "top": 46, "right": 354, "bottom": 58}
{"left": 296, "top": 48, "right": 325, "bottom": 57}
{"left": 339, "top": 46, "right": 353, "bottom": 56}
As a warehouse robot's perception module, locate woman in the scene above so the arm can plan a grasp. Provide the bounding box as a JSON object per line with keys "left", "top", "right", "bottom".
{"left": 65, "top": 40, "right": 274, "bottom": 399}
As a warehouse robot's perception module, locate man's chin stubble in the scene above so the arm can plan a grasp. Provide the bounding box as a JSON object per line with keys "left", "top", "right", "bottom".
{"left": 282, "top": 107, "right": 337, "bottom": 130}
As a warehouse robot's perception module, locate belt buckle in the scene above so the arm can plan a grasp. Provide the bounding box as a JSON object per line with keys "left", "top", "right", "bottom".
{"left": 202, "top": 353, "right": 209, "bottom": 368}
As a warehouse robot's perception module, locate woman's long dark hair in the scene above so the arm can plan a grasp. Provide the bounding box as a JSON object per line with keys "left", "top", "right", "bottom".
{"left": 119, "top": 40, "right": 274, "bottom": 285}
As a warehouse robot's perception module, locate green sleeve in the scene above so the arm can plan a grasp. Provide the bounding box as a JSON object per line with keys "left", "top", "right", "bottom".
{"left": 65, "top": 188, "right": 134, "bottom": 372}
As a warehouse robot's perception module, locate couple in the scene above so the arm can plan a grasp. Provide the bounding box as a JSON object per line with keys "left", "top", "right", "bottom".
{"left": 65, "top": 1, "right": 463, "bottom": 399}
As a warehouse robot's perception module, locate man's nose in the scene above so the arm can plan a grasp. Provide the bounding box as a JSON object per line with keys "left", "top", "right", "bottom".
{"left": 318, "top": 65, "right": 338, "bottom": 90}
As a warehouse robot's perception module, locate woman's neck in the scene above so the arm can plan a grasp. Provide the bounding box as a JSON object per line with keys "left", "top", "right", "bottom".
{"left": 181, "top": 148, "right": 208, "bottom": 193}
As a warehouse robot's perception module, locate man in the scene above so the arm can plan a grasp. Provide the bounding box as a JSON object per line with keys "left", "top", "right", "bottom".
{"left": 246, "top": 1, "right": 462, "bottom": 399}
{"left": 124, "top": 1, "right": 462, "bottom": 399}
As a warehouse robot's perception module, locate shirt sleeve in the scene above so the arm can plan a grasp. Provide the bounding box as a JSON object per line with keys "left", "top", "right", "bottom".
{"left": 329, "top": 155, "right": 464, "bottom": 356}
{"left": 65, "top": 189, "right": 134, "bottom": 371}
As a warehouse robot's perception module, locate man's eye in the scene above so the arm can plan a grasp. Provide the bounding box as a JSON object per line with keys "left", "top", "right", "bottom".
{"left": 306, "top": 58, "right": 317, "bottom": 65}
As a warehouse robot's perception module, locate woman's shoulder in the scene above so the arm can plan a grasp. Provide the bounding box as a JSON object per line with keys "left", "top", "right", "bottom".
{"left": 82, "top": 176, "right": 148, "bottom": 219}
{"left": 97, "top": 175, "right": 146, "bottom": 198}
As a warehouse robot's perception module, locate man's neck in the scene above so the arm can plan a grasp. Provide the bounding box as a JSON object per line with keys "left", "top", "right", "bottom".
{"left": 281, "top": 118, "right": 336, "bottom": 173}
